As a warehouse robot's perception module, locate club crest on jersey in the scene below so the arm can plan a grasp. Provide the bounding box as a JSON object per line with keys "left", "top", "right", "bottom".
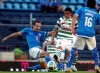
{"left": 61, "top": 21, "right": 65, "bottom": 25}
{"left": 35, "top": 36, "right": 39, "bottom": 41}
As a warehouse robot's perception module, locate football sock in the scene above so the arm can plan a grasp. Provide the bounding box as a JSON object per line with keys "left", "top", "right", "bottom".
{"left": 72, "top": 56, "right": 78, "bottom": 66}
{"left": 67, "top": 48, "right": 76, "bottom": 68}
{"left": 28, "top": 64, "right": 40, "bottom": 70}
{"left": 92, "top": 48, "right": 99, "bottom": 66}
{"left": 57, "top": 62, "right": 63, "bottom": 71}
{"left": 45, "top": 56, "right": 51, "bottom": 63}
{"left": 56, "top": 49, "right": 62, "bottom": 58}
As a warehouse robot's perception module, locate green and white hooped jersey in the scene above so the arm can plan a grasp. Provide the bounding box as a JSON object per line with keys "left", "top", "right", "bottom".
{"left": 44, "top": 37, "right": 57, "bottom": 54}
{"left": 55, "top": 16, "right": 77, "bottom": 39}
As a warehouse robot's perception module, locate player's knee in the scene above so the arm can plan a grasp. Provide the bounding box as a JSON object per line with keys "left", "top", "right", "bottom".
{"left": 75, "top": 50, "right": 78, "bottom": 56}
{"left": 71, "top": 48, "right": 76, "bottom": 52}
{"left": 92, "top": 48, "right": 98, "bottom": 52}
{"left": 45, "top": 52, "right": 49, "bottom": 56}
{"left": 40, "top": 51, "right": 49, "bottom": 58}
{"left": 40, "top": 61, "right": 47, "bottom": 69}
{"left": 57, "top": 46, "right": 63, "bottom": 50}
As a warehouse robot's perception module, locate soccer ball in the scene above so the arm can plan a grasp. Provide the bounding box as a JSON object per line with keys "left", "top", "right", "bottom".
{"left": 47, "top": 60, "right": 57, "bottom": 70}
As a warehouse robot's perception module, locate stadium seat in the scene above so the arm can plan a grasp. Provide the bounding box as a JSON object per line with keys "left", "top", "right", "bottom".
{"left": 14, "top": 3, "right": 20, "bottom": 9}
{"left": 29, "top": 4, "right": 35, "bottom": 10}
{"left": 22, "top": 3, "right": 28, "bottom": 10}
{"left": 10, "top": 0, "right": 15, "bottom": 2}
{"left": 0, "top": 4, "right": 5, "bottom": 9}
{"left": 63, "top": 0, "right": 69, "bottom": 3}
{"left": 32, "top": 0, "right": 39, "bottom": 2}
{"left": 77, "top": 5, "right": 83, "bottom": 9}
{"left": 70, "top": 0, "right": 77, "bottom": 3}
{"left": 62, "top": 5, "right": 67, "bottom": 10}
{"left": 69, "top": 5, "right": 76, "bottom": 11}
{"left": 23, "top": 0, "right": 30, "bottom": 2}
{"left": 16, "top": 0, "right": 22, "bottom": 2}
{"left": 78, "top": 0, "right": 84, "bottom": 3}
{"left": 6, "top": 3, "right": 13, "bottom": 9}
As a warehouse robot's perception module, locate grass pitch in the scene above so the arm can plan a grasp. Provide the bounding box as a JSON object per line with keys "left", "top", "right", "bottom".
{"left": 0, "top": 71, "right": 96, "bottom": 73}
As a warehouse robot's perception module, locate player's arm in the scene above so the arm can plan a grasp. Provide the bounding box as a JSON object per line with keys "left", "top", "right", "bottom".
{"left": 50, "top": 28, "right": 58, "bottom": 45}
{"left": 48, "top": 31, "right": 53, "bottom": 36}
{"left": 42, "top": 42, "right": 47, "bottom": 51}
{"left": 1, "top": 32, "right": 21, "bottom": 42}
{"left": 71, "top": 14, "right": 78, "bottom": 35}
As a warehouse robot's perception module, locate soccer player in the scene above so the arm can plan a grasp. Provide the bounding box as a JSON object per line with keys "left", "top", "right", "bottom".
{"left": 42, "top": 36, "right": 57, "bottom": 58}
{"left": 42, "top": 36, "right": 64, "bottom": 63}
{"left": 50, "top": 7, "right": 78, "bottom": 72}
{"left": 1, "top": 20, "right": 54, "bottom": 71}
{"left": 66, "top": 0, "right": 100, "bottom": 72}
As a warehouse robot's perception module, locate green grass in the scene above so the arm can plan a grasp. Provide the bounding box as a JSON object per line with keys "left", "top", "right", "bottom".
{"left": 0, "top": 71, "right": 96, "bottom": 73}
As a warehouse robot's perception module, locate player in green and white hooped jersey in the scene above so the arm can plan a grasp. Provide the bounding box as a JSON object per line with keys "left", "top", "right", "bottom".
{"left": 42, "top": 36, "right": 64, "bottom": 72}
{"left": 50, "top": 7, "right": 78, "bottom": 72}
{"left": 42, "top": 36, "right": 64, "bottom": 61}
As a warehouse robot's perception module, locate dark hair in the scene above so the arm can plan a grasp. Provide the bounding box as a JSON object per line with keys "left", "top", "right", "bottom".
{"left": 87, "top": 0, "right": 96, "bottom": 9}
{"left": 33, "top": 20, "right": 41, "bottom": 26}
{"left": 64, "top": 7, "right": 72, "bottom": 12}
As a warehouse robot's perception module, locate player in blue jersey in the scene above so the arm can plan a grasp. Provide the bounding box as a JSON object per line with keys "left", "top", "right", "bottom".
{"left": 65, "top": 0, "right": 100, "bottom": 73}
{"left": 1, "top": 20, "right": 54, "bottom": 71}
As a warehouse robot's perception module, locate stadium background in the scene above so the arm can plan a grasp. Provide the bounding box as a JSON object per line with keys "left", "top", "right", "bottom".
{"left": 0, "top": 0, "right": 100, "bottom": 72}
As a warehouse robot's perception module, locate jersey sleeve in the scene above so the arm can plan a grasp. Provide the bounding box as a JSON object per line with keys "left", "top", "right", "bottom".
{"left": 20, "top": 27, "right": 29, "bottom": 35}
{"left": 55, "top": 18, "right": 61, "bottom": 29}
{"left": 40, "top": 31, "right": 48, "bottom": 37}
{"left": 44, "top": 37, "right": 49, "bottom": 44}
{"left": 75, "top": 8, "right": 82, "bottom": 16}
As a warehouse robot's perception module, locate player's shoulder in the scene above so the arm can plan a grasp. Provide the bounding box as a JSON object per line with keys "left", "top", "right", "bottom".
{"left": 22, "top": 27, "right": 32, "bottom": 31}
{"left": 39, "top": 31, "right": 47, "bottom": 33}
{"left": 57, "top": 16, "right": 64, "bottom": 20}
{"left": 24, "top": 27, "right": 31, "bottom": 30}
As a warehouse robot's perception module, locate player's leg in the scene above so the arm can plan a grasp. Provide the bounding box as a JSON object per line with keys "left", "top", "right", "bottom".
{"left": 71, "top": 50, "right": 78, "bottom": 72}
{"left": 27, "top": 47, "right": 51, "bottom": 71}
{"left": 66, "top": 36, "right": 85, "bottom": 72}
{"left": 61, "top": 39, "right": 78, "bottom": 71}
{"left": 39, "top": 50, "right": 51, "bottom": 68}
{"left": 54, "top": 39, "right": 64, "bottom": 63}
{"left": 87, "top": 36, "right": 100, "bottom": 73}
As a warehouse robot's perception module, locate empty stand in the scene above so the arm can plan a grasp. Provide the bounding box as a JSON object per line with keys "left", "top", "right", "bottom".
{"left": 13, "top": 3, "right": 20, "bottom": 9}
{"left": 0, "top": 4, "right": 5, "bottom": 9}
{"left": 23, "top": 0, "right": 30, "bottom": 2}
{"left": 63, "top": 0, "right": 69, "bottom": 3}
{"left": 15, "top": 0, "right": 22, "bottom": 2}
{"left": 62, "top": 5, "right": 67, "bottom": 10}
{"left": 21, "top": 3, "right": 28, "bottom": 9}
{"left": 32, "top": 0, "right": 39, "bottom": 2}
{"left": 76, "top": 5, "right": 83, "bottom": 9}
{"left": 78, "top": 0, "right": 85, "bottom": 3}
{"left": 6, "top": 3, "right": 13, "bottom": 9}
{"left": 69, "top": 5, "right": 76, "bottom": 11}
{"left": 29, "top": 4, "right": 35, "bottom": 10}
{"left": 10, "top": 0, "right": 15, "bottom": 2}
{"left": 70, "top": 0, "right": 77, "bottom": 3}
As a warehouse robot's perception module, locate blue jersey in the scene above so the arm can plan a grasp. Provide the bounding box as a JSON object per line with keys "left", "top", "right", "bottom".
{"left": 75, "top": 7, "right": 100, "bottom": 37}
{"left": 20, "top": 28, "right": 48, "bottom": 49}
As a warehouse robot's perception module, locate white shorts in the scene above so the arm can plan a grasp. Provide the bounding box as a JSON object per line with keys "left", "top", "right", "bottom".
{"left": 29, "top": 47, "right": 43, "bottom": 59}
{"left": 72, "top": 36, "right": 96, "bottom": 50}
{"left": 56, "top": 39, "right": 73, "bottom": 51}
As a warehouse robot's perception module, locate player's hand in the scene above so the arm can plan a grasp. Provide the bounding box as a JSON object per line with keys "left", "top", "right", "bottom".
{"left": 1, "top": 37, "right": 8, "bottom": 42}
{"left": 71, "top": 28, "right": 76, "bottom": 35}
{"left": 50, "top": 40, "right": 55, "bottom": 45}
